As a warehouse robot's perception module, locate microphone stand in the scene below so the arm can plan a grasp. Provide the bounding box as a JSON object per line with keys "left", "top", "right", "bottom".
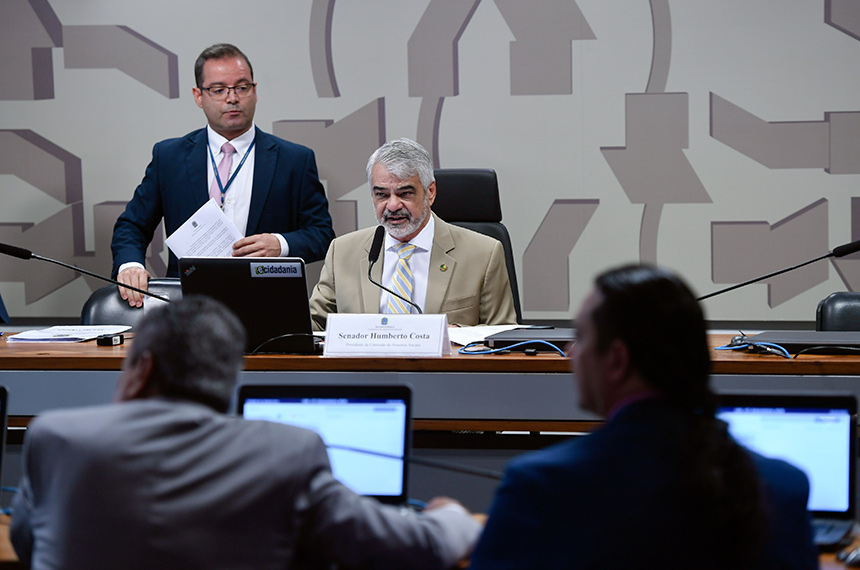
{"left": 0, "top": 244, "right": 168, "bottom": 303}
{"left": 697, "top": 252, "right": 832, "bottom": 302}
{"left": 696, "top": 239, "right": 860, "bottom": 302}
{"left": 32, "top": 253, "right": 169, "bottom": 303}
{"left": 367, "top": 233, "right": 424, "bottom": 314}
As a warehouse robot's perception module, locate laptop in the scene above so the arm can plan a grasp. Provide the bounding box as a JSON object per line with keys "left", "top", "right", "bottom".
{"left": 483, "top": 327, "right": 576, "bottom": 351}
{"left": 745, "top": 331, "right": 860, "bottom": 354}
{"left": 716, "top": 393, "right": 857, "bottom": 548}
{"left": 178, "top": 257, "right": 316, "bottom": 354}
{"left": 237, "top": 384, "right": 412, "bottom": 505}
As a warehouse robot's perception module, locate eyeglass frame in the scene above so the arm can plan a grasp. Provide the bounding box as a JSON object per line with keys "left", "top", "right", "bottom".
{"left": 198, "top": 83, "right": 257, "bottom": 100}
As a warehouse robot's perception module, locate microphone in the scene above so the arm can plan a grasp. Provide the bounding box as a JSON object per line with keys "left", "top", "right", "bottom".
{"left": 326, "top": 444, "right": 502, "bottom": 480}
{"left": 698, "top": 238, "right": 860, "bottom": 302}
{"left": 832, "top": 239, "right": 860, "bottom": 258}
{"left": 0, "top": 242, "right": 32, "bottom": 260}
{"left": 368, "top": 225, "right": 385, "bottom": 265}
{"left": 366, "top": 227, "right": 424, "bottom": 314}
{"left": 0, "top": 242, "right": 169, "bottom": 303}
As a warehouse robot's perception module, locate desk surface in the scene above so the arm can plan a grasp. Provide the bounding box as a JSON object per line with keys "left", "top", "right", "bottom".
{"left": 0, "top": 335, "right": 858, "bottom": 566}
{"left": 3, "top": 333, "right": 860, "bottom": 425}
{"left": 0, "top": 514, "right": 850, "bottom": 568}
{"left": 0, "top": 334, "right": 568, "bottom": 373}
{"left": 3, "top": 333, "right": 860, "bottom": 375}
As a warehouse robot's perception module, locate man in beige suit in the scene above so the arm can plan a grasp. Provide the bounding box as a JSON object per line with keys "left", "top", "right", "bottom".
{"left": 309, "top": 138, "right": 517, "bottom": 330}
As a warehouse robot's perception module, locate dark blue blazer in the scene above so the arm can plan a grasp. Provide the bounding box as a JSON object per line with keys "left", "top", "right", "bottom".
{"left": 470, "top": 398, "right": 819, "bottom": 570}
{"left": 111, "top": 127, "right": 334, "bottom": 277}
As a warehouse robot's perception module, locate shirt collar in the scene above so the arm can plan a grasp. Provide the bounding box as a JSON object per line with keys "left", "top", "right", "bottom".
{"left": 385, "top": 213, "right": 435, "bottom": 252}
{"left": 206, "top": 123, "right": 256, "bottom": 156}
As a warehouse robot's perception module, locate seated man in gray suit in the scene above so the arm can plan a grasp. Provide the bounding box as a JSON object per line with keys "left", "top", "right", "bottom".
{"left": 309, "top": 138, "right": 517, "bottom": 329}
{"left": 11, "top": 296, "right": 481, "bottom": 570}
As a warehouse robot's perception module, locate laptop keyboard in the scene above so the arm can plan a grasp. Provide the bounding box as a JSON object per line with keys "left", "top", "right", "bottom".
{"left": 813, "top": 520, "right": 853, "bottom": 547}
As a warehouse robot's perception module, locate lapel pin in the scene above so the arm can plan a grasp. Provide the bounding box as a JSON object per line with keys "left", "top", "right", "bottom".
{"left": 440, "top": 264, "right": 448, "bottom": 272}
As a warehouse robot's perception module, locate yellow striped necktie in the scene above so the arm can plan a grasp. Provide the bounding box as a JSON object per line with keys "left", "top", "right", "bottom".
{"left": 387, "top": 243, "right": 417, "bottom": 314}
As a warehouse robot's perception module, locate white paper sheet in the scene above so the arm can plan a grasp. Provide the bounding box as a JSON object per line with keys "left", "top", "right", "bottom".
{"left": 164, "top": 200, "right": 244, "bottom": 258}
{"left": 7, "top": 325, "right": 131, "bottom": 343}
{"left": 446, "top": 324, "right": 521, "bottom": 346}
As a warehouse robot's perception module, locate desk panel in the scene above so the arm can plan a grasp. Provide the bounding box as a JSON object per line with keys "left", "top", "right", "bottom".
{"left": 2, "top": 334, "right": 860, "bottom": 518}
{"left": 3, "top": 334, "right": 860, "bottom": 422}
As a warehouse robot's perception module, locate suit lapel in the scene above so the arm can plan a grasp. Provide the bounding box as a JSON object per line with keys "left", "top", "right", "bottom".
{"left": 361, "top": 231, "right": 382, "bottom": 312}
{"left": 186, "top": 129, "right": 209, "bottom": 204}
{"left": 426, "top": 215, "right": 455, "bottom": 314}
{"left": 248, "top": 128, "right": 275, "bottom": 235}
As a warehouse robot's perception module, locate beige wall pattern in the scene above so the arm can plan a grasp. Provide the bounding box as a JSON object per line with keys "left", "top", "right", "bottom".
{"left": 1, "top": 0, "right": 859, "bottom": 322}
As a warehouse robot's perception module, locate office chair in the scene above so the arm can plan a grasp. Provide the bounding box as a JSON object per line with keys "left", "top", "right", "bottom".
{"left": 432, "top": 168, "right": 522, "bottom": 323}
{"left": 815, "top": 292, "right": 860, "bottom": 331}
{"left": 0, "top": 293, "right": 9, "bottom": 324}
{"left": 80, "top": 278, "right": 182, "bottom": 328}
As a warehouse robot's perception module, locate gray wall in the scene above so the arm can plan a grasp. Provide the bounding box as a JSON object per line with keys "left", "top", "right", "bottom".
{"left": 2, "top": 0, "right": 860, "bottom": 323}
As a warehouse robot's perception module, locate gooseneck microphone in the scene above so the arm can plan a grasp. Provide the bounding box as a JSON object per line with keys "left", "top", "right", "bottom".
{"left": 0, "top": 242, "right": 169, "bottom": 303}
{"left": 0, "top": 243, "right": 33, "bottom": 261}
{"left": 326, "top": 444, "right": 502, "bottom": 480}
{"left": 366, "top": 226, "right": 424, "bottom": 314}
{"left": 697, "top": 238, "right": 860, "bottom": 302}
{"left": 368, "top": 225, "right": 385, "bottom": 265}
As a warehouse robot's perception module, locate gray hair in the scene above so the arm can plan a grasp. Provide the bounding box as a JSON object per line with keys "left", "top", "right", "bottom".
{"left": 366, "top": 138, "right": 435, "bottom": 190}
{"left": 126, "top": 295, "right": 246, "bottom": 412}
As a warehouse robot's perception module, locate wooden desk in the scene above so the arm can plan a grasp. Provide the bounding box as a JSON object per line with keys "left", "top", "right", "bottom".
{"left": 6, "top": 332, "right": 860, "bottom": 374}
{"left": 0, "top": 336, "right": 577, "bottom": 427}
{"left": 1, "top": 335, "right": 858, "bottom": 565}
{"left": 2, "top": 333, "right": 860, "bottom": 427}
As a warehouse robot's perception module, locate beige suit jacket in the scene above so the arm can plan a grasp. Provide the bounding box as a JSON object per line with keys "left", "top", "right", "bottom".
{"left": 309, "top": 214, "right": 517, "bottom": 330}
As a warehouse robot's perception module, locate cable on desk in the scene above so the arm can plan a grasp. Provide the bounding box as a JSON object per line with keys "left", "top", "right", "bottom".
{"left": 715, "top": 339, "right": 791, "bottom": 359}
{"left": 458, "top": 340, "right": 566, "bottom": 357}
{"left": 1, "top": 487, "right": 18, "bottom": 516}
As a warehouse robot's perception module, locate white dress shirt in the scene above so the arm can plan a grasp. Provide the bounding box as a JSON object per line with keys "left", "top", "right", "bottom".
{"left": 378, "top": 215, "right": 435, "bottom": 314}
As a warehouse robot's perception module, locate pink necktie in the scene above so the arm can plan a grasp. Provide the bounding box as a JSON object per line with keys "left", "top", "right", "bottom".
{"left": 209, "top": 142, "right": 236, "bottom": 206}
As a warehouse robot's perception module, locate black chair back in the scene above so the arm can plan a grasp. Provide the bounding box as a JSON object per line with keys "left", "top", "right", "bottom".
{"left": 433, "top": 169, "right": 522, "bottom": 323}
{"left": 80, "top": 278, "right": 182, "bottom": 328}
{"left": 816, "top": 291, "right": 860, "bottom": 331}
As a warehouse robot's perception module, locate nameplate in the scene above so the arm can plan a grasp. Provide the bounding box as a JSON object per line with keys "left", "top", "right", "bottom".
{"left": 324, "top": 314, "right": 451, "bottom": 357}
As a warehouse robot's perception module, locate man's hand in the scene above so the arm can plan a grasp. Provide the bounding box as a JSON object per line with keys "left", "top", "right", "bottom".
{"left": 232, "top": 233, "right": 281, "bottom": 257}
{"left": 117, "top": 267, "right": 152, "bottom": 308}
{"left": 425, "top": 496, "right": 467, "bottom": 512}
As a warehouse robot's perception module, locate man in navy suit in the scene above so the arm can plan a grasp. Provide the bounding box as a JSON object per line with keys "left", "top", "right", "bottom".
{"left": 111, "top": 43, "right": 334, "bottom": 307}
{"left": 470, "top": 265, "right": 818, "bottom": 570}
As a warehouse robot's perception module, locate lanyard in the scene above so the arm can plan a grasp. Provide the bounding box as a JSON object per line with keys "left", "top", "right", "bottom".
{"left": 208, "top": 138, "right": 256, "bottom": 206}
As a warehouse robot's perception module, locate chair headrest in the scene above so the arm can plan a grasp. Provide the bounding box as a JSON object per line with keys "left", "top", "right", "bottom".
{"left": 432, "top": 169, "right": 502, "bottom": 223}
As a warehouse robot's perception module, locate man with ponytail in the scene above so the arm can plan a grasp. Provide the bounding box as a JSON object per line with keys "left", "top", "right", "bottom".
{"left": 471, "top": 264, "right": 817, "bottom": 569}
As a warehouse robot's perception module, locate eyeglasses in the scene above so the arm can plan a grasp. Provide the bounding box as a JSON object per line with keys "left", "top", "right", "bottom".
{"left": 199, "top": 83, "right": 256, "bottom": 100}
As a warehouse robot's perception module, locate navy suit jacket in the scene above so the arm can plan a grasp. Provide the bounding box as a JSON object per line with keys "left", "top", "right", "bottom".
{"left": 111, "top": 127, "right": 334, "bottom": 277}
{"left": 470, "top": 398, "right": 819, "bottom": 570}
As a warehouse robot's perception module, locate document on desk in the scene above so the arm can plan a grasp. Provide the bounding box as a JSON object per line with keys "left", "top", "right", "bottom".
{"left": 165, "top": 200, "right": 243, "bottom": 258}
{"left": 447, "top": 324, "right": 520, "bottom": 346}
{"left": 7, "top": 325, "right": 130, "bottom": 343}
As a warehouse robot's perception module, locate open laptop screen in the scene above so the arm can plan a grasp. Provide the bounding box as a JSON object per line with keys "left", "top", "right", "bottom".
{"left": 717, "top": 393, "right": 856, "bottom": 518}
{"left": 237, "top": 384, "right": 411, "bottom": 504}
